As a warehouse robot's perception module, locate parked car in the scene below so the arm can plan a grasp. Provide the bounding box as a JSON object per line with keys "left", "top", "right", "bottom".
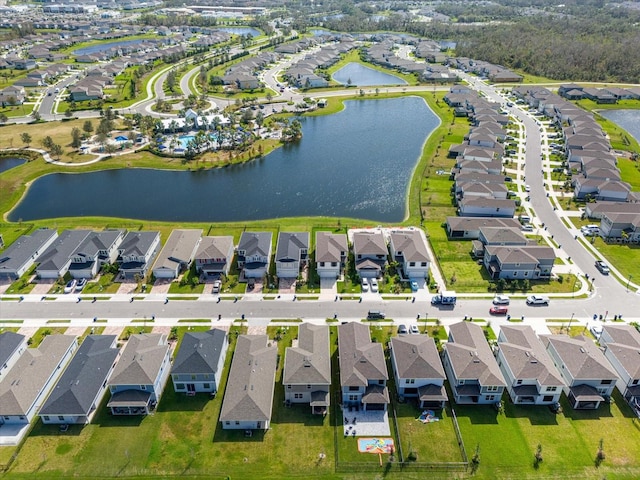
{"left": 212, "top": 280, "right": 222, "bottom": 294}
{"left": 361, "top": 279, "right": 368, "bottom": 292}
{"left": 525, "top": 185, "right": 531, "bottom": 192}
{"left": 595, "top": 261, "right": 610, "bottom": 275}
{"left": 410, "top": 280, "right": 419, "bottom": 292}
{"left": 590, "top": 324, "right": 603, "bottom": 338}
{"left": 75, "top": 278, "right": 87, "bottom": 292}
{"left": 526, "top": 295, "right": 549, "bottom": 305}
{"left": 521, "top": 225, "right": 534, "bottom": 232}
{"left": 493, "top": 295, "right": 510, "bottom": 305}
{"left": 370, "top": 279, "right": 379, "bottom": 292}
{"left": 409, "top": 324, "right": 420, "bottom": 334}
{"left": 490, "top": 306, "right": 508, "bottom": 315}
{"left": 63, "top": 279, "right": 77, "bottom": 294}
{"left": 367, "top": 310, "right": 385, "bottom": 320}
{"left": 398, "top": 324, "right": 408, "bottom": 334}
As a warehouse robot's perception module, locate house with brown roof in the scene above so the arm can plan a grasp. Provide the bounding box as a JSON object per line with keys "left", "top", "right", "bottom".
{"left": 599, "top": 325, "right": 640, "bottom": 411}
{"left": 152, "top": 229, "right": 202, "bottom": 280}
{"left": 445, "top": 217, "right": 522, "bottom": 239}
{"left": 483, "top": 245, "right": 556, "bottom": 280}
{"left": 194, "top": 236, "right": 235, "bottom": 277}
{"left": 315, "top": 231, "right": 347, "bottom": 279}
{"left": 352, "top": 231, "right": 388, "bottom": 279}
{"left": 388, "top": 229, "right": 431, "bottom": 280}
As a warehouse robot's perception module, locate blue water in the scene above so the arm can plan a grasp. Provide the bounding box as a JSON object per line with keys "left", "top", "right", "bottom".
{"left": 9, "top": 97, "right": 439, "bottom": 223}
{"left": 598, "top": 110, "right": 640, "bottom": 144}
{"left": 0, "top": 156, "right": 26, "bottom": 174}
{"left": 73, "top": 39, "right": 143, "bottom": 56}
{"left": 216, "top": 27, "right": 261, "bottom": 37}
{"left": 332, "top": 63, "right": 407, "bottom": 87}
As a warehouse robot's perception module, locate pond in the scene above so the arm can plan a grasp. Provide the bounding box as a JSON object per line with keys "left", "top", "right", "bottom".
{"left": 332, "top": 63, "right": 407, "bottom": 87}
{"left": 0, "top": 156, "right": 26, "bottom": 174}
{"left": 73, "top": 39, "right": 144, "bottom": 56}
{"left": 9, "top": 97, "right": 439, "bottom": 223}
{"left": 598, "top": 109, "right": 640, "bottom": 144}
{"left": 216, "top": 27, "right": 262, "bottom": 37}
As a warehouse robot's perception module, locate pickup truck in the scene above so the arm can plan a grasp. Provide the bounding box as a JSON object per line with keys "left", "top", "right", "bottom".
{"left": 431, "top": 291, "right": 457, "bottom": 306}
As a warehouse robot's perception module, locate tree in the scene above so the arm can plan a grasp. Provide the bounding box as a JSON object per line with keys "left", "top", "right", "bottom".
{"left": 0, "top": 112, "right": 8, "bottom": 124}
{"left": 82, "top": 120, "right": 94, "bottom": 136}
{"left": 41, "top": 135, "right": 54, "bottom": 151}
{"left": 20, "top": 132, "right": 32, "bottom": 147}
{"left": 31, "top": 111, "right": 41, "bottom": 122}
{"left": 71, "top": 127, "right": 82, "bottom": 149}
{"left": 50, "top": 143, "right": 63, "bottom": 160}
{"left": 64, "top": 109, "right": 73, "bottom": 118}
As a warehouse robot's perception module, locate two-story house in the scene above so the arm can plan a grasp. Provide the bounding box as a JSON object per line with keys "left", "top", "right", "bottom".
{"left": 117, "top": 231, "right": 161, "bottom": 279}
{"left": 541, "top": 334, "right": 618, "bottom": 409}
{"left": 388, "top": 229, "right": 431, "bottom": 281}
{"left": 483, "top": 245, "right": 556, "bottom": 280}
{"left": 39, "top": 335, "right": 119, "bottom": 425}
{"left": 315, "top": 231, "right": 347, "bottom": 279}
{"left": 275, "top": 232, "right": 309, "bottom": 279}
{"left": 194, "top": 236, "right": 235, "bottom": 277}
{"left": 68, "top": 229, "right": 126, "bottom": 279}
{"left": 389, "top": 334, "right": 447, "bottom": 409}
{"left": 0, "top": 332, "right": 27, "bottom": 381}
{"left": 35, "top": 230, "right": 92, "bottom": 279}
{"left": 0, "top": 229, "right": 58, "bottom": 281}
{"left": 152, "top": 229, "right": 202, "bottom": 280}
{"left": 171, "top": 329, "right": 228, "bottom": 395}
{"left": 283, "top": 323, "right": 331, "bottom": 414}
{"left": 338, "top": 322, "right": 389, "bottom": 411}
{"left": 237, "top": 232, "right": 272, "bottom": 280}
{"left": 599, "top": 325, "right": 640, "bottom": 411}
{"left": 352, "top": 231, "right": 388, "bottom": 279}
{"left": 496, "top": 326, "right": 565, "bottom": 405}
{"left": 107, "top": 334, "right": 171, "bottom": 415}
{"left": 442, "top": 322, "right": 506, "bottom": 404}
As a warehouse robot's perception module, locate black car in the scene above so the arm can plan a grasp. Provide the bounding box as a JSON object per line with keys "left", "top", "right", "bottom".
{"left": 367, "top": 310, "right": 385, "bottom": 320}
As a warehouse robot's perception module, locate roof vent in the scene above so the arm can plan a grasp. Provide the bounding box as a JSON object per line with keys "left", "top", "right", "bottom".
{"left": 579, "top": 347, "right": 586, "bottom": 354}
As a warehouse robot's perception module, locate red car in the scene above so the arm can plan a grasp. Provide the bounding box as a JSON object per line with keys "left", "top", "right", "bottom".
{"left": 490, "top": 306, "right": 508, "bottom": 315}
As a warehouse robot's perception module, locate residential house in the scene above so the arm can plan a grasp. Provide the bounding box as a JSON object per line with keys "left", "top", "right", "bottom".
{"left": 194, "top": 236, "right": 235, "bottom": 277}
{"left": 117, "top": 231, "right": 161, "bottom": 279}
{"left": 68, "top": 229, "right": 126, "bottom": 279}
{"left": 171, "top": 329, "right": 228, "bottom": 394}
{"left": 388, "top": 229, "right": 430, "bottom": 280}
{"left": 152, "top": 229, "right": 202, "bottom": 279}
{"left": 219, "top": 335, "right": 277, "bottom": 430}
{"left": 541, "top": 334, "right": 618, "bottom": 409}
{"left": 35, "top": 229, "right": 92, "bottom": 279}
{"left": 0, "top": 85, "right": 26, "bottom": 106}
{"left": 315, "top": 231, "right": 347, "bottom": 279}
{"left": 283, "top": 323, "right": 331, "bottom": 414}
{"left": 0, "top": 335, "right": 77, "bottom": 427}
{"left": 338, "top": 322, "right": 389, "bottom": 411}
{"left": 237, "top": 232, "right": 272, "bottom": 279}
{"left": 0, "top": 332, "right": 27, "bottom": 381}
{"left": 0, "top": 228, "right": 58, "bottom": 280}
{"left": 483, "top": 245, "right": 555, "bottom": 280}
{"left": 389, "top": 335, "right": 448, "bottom": 408}
{"left": 275, "top": 232, "right": 309, "bottom": 279}
{"left": 458, "top": 197, "right": 516, "bottom": 218}
{"left": 39, "top": 335, "right": 119, "bottom": 425}
{"left": 442, "top": 322, "right": 506, "bottom": 404}
{"left": 107, "top": 334, "right": 171, "bottom": 415}
{"left": 496, "top": 326, "right": 565, "bottom": 405}
{"left": 352, "top": 231, "right": 388, "bottom": 279}
{"left": 599, "top": 325, "right": 640, "bottom": 411}
{"left": 600, "top": 212, "right": 640, "bottom": 242}
{"left": 445, "top": 217, "right": 522, "bottom": 239}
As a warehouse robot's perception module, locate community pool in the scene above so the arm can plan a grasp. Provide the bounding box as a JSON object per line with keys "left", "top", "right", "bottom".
{"left": 171, "top": 134, "right": 220, "bottom": 150}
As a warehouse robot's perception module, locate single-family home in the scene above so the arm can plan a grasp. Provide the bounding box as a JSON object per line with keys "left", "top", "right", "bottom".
{"left": 117, "top": 231, "right": 161, "bottom": 279}
{"left": 496, "top": 326, "right": 565, "bottom": 405}
{"left": 107, "top": 334, "right": 171, "bottom": 415}
{"left": 352, "top": 231, "right": 388, "bottom": 279}
{"left": 39, "top": 335, "right": 119, "bottom": 425}
{"left": 0, "top": 332, "right": 27, "bottom": 381}
{"left": 338, "top": 322, "right": 389, "bottom": 412}
{"left": 0, "top": 85, "right": 26, "bottom": 106}
{"left": 237, "top": 232, "right": 272, "bottom": 279}
{"left": 68, "top": 229, "right": 126, "bottom": 279}
{"left": 445, "top": 217, "right": 522, "bottom": 239}
{"left": 0, "top": 228, "right": 58, "bottom": 280}
{"left": 152, "top": 229, "right": 202, "bottom": 280}
{"left": 541, "top": 334, "right": 618, "bottom": 409}
{"left": 315, "top": 231, "right": 347, "bottom": 279}
{"left": 442, "top": 322, "right": 506, "bottom": 405}
{"left": 194, "top": 236, "right": 235, "bottom": 277}
{"left": 283, "top": 323, "right": 331, "bottom": 414}
{"left": 0, "top": 335, "right": 77, "bottom": 427}
{"left": 219, "top": 335, "right": 277, "bottom": 430}
{"left": 483, "top": 245, "right": 556, "bottom": 280}
{"left": 171, "top": 329, "right": 228, "bottom": 394}
{"left": 389, "top": 334, "right": 448, "bottom": 409}
{"left": 35, "top": 230, "right": 92, "bottom": 279}
{"left": 388, "top": 229, "right": 431, "bottom": 280}
{"left": 600, "top": 212, "right": 640, "bottom": 242}
{"left": 599, "top": 325, "right": 640, "bottom": 411}
{"left": 275, "top": 232, "right": 309, "bottom": 279}
{"left": 458, "top": 197, "right": 516, "bottom": 218}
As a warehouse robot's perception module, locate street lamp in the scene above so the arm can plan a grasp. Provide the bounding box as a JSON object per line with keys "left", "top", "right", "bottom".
{"left": 567, "top": 313, "right": 574, "bottom": 333}
{"left": 627, "top": 275, "right": 633, "bottom": 292}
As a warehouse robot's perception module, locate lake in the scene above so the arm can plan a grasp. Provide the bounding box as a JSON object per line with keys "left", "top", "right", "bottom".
{"left": 9, "top": 97, "right": 439, "bottom": 223}
{"left": 216, "top": 27, "right": 262, "bottom": 37}
{"left": 599, "top": 109, "right": 640, "bottom": 144}
{"left": 73, "top": 39, "right": 144, "bottom": 56}
{"left": 0, "top": 156, "right": 26, "bottom": 174}
{"left": 332, "top": 63, "right": 407, "bottom": 87}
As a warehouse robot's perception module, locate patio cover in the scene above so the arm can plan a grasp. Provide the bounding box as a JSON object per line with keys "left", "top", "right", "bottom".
{"left": 107, "top": 389, "right": 152, "bottom": 408}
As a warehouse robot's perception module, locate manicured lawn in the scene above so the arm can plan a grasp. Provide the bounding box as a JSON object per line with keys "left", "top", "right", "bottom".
{"left": 82, "top": 272, "right": 121, "bottom": 294}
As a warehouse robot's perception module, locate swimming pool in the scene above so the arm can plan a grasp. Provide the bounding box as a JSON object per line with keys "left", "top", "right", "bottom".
{"left": 176, "top": 134, "right": 219, "bottom": 150}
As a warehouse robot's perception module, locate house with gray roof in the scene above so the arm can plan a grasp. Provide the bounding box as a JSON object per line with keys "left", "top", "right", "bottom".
{"left": 171, "top": 329, "right": 228, "bottom": 394}
{"left": 600, "top": 211, "right": 640, "bottom": 242}
{"left": 0, "top": 332, "right": 27, "bottom": 381}
{"left": 275, "top": 232, "right": 309, "bottom": 279}
{"left": 338, "top": 322, "right": 389, "bottom": 412}
{"left": 496, "top": 326, "right": 565, "bottom": 405}
{"left": 541, "top": 334, "right": 618, "bottom": 409}
{"left": 483, "top": 245, "right": 556, "bottom": 280}
{"left": 442, "top": 322, "right": 506, "bottom": 405}
{"left": 219, "top": 335, "right": 277, "bottom": 430}
{"left": 446, "top": 217, "right": 522, "bottom": 239}
{"left": 352, "top": 231, "right": 388, "bottom": 279}
{"left": 599, "top": 325, "right": 640, "bottom": 411}
{"left": 39, "top": 335, "right": 119, "bottom": 425}
{"left": 152, "top": 229, "right": 202, "bottom": 279}
{"left": 390, "top": 335, "right": 447, "bottom": 409}
{"left": 0, "top": 228, "right": 58, "bottom": 280}
{"left": 315, "top": 231, "right": 347, "bottom": 279}
{"left": 0, "top": 335, "right": 77, "bottom": 427}
{"left": 194, "top": 236, "right": 234, "bottom": 277}
{"left": 68, "top": 229, "right": 126, "bottom": 279}
{"left": 388, "top": 229, "right": 430, "bottom": 280}
{"left": 107, "top": 334, "right": 171, "bottom": 415}
{"left": 237, "top": 232, "right": 272, "bottom": 279}
{"left": 35, "top": 229, "right": 92, "bottom": 279}
{"left": 283, "top": 323, "right": 331, "bottom": 414}
{"left": 458, "top": 197, "right": 516, "bottom": 218}
{"left": 117, "top": 231, "right": 161, "bottom": 279}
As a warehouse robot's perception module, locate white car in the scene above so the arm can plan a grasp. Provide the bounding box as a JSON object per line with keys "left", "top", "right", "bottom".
{"left": 590, "top": 324, "right": 603, "bottom": 339}
{"left": 493, "top": 294, "right": 510, "bottom": 305}
{"left": 63, "top": 279, "right": 77, "bottom": 294}
{"left": 370, "top": 279, "right": 379, "bottom": 292}
{"left": 526, "top": 295, "right": 549, "bottom": 306}
{"left": 409, "top": 324, "right": 420, "bottom": 334}
{"left": 525, "top": 185, "right": 531, "bottom": 192}
{"left": 361, "top": 279, "right": 368, "bottom": 292}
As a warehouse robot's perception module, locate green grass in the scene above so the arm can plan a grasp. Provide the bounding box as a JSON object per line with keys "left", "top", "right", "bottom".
{"left": 82, "top": 272, "right": 121, "bottom": 294}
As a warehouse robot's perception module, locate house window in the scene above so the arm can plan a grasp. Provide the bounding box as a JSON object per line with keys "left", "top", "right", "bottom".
{"left": 546, "top": 386, "right": 557, "bottom": 392}
{"left": 176, "top": 384, "right": 185, "bottom": 390}
{"left": 287, "top": 385, "right": 292, "bottom": 389}
{"left": 601, "top": 379, "right": 612, "bottom": 385}
{"left": 203, "top": 383, "right": 210, "bottom": 389}
{"left": 348, "top": 394, "right": 359, "bottom": 401}
{"left": 516, "top": 380, "right": 522, "bottom": 385}
{"left": 421, "top": 262, "right": 427, "bottom": 267}
{"left": 486, "top": 395, "right": 495, "bottom": 401}
{"left": 633, "top": 379, "right": 639, "bottom": 385}
{"left": 294, "top": 393, "right": 304, "bottom": 399}
{"left": 307, "top": 385, "right": 311, "bottom": 389}
{"left": 58, "top": 416, "right": 64, "bottom": 421}
{"left": 378, "top": 380, "right": 384, "bottom": 385}
{"left": 543, "top": 396, "right": 553, "bottom": 402}
{"left": 235, "top": 421, "right": 240, "bottom": 425}
{"left": 524, "top": 272, "right": 528, "bottom": 277}
{"left": 320, "top": 262, "right": 325, "bottom": 267}
{"left": 191, "top": 375, "right": 197, "bottom": 380}
{"left": 406, "top": 379, "right": 415, "bottom": 384}
{"left": 140, "top": 385, "right": 147, "bottom": 390}
{"left": 486, "top": 385, "right": 499, "bottom": 392}
{"left": 43, "top": 416, "right": 50, "bottom": 421}
{"left": 409, "top": 262, "right": 415, "bottom": 267}
{"left": 348, "top": 386, "right": 359, "bottom": 391}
